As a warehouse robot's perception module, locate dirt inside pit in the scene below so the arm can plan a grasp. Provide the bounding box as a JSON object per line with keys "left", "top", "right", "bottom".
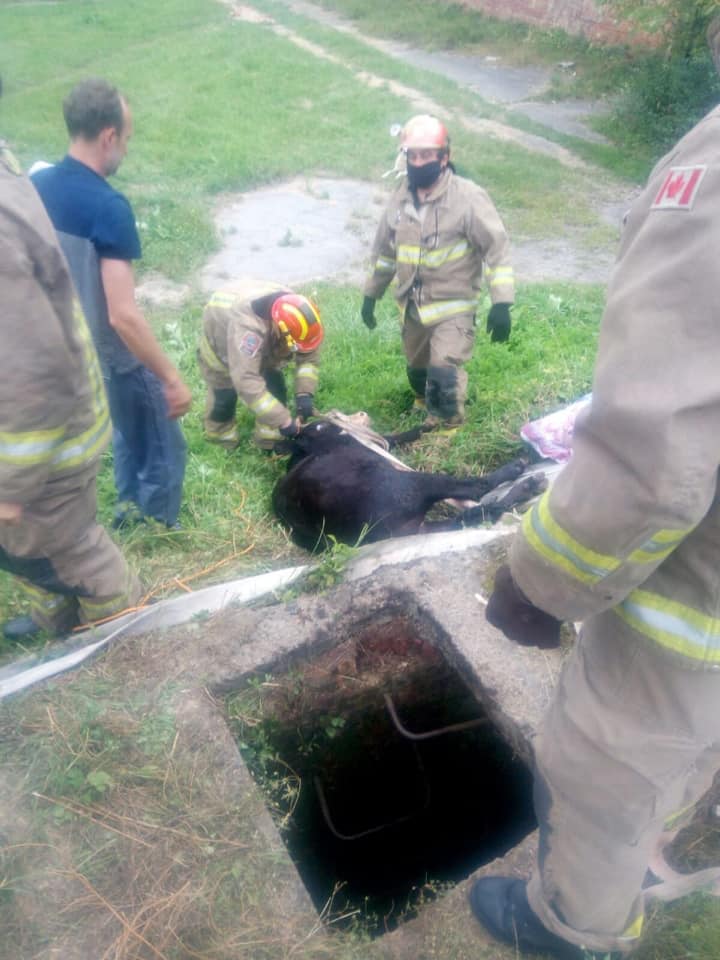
{"left": 226, "top": 613, "right": 536, "bottom": 936}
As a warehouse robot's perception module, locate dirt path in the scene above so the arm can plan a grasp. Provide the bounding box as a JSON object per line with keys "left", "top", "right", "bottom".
{"left": 139, "top": 1, "right": 638, "bottom": 306}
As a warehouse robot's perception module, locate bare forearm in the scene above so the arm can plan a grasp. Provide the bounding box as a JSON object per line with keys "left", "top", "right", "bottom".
{"left": 0, "top": 502, "right": 23, "bottom": 523}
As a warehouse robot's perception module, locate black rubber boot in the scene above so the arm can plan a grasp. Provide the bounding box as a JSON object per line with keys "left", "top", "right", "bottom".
{"left": 3, "top": 615, "right": 43, "bottom": 641}
{"left": 427, "top": 365, "right": 460, "bottom": 420}
{"left": 209, "top": 387, "right": 238, "bottom": 423}
{"left": 406, "top": 365, "right": 427, "bottom": 407}
{"left": 468, "top": 877, "right": 620, "bottom": 960}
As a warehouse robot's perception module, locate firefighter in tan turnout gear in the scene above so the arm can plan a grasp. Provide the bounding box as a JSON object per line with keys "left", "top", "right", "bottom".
{"left": 469, "top": 19, "right": 720, "bottom": 960}
{"left": 198, "top": 280, "right": 324, "bottom": 451}
{"left": 361, "top": 115, "right": 514, "bottom": 429}
{"left": 0, "top": 137, "right": 141, "bottom": 641}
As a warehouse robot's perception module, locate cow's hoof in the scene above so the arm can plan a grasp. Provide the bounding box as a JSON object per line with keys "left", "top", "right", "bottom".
{"left": 507, "top": 457, "right": 528, "bottom": 479}
{"left": 515, "top": 474, "right": 546, "bottom": 499}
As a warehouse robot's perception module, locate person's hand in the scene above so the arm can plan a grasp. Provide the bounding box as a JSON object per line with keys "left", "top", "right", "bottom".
{"left": 164, "top": 376, "right": 192, "bottom": 419}
{"left": 361, "top": 296, "right": 377, "bottom": 330}
{"left": 279, "top": 418, "right": 302, "bottom": 438}
{"left": 486, "top": 564, "right": 562, "bottom": 648}
{"left": 486, "top": 302, "right": 512, "bottom": 343}
{"left": 0, "top": 502, "right": 22, "bottom": 524}
{"left": 295, "top": 394, "right": 315, "bottom": 423}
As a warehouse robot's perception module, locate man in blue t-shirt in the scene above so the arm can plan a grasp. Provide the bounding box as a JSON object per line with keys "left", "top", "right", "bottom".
{"left": 32, "top": 78, "right": 191, "bottom": 529}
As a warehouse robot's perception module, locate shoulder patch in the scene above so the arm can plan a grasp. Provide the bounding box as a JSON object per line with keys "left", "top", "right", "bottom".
{"left": 0, "top": 145, "right": 23, "bottom": 177}
{"left": 239, "top": 331, "right": 262, "bottom": 358}
{"left": 651, "top": 165, "right": 707, "bottom": 211}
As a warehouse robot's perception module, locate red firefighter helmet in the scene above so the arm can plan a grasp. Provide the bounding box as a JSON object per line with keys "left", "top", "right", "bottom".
{"left": 271, "top": 294, "right": 324, "bottom": 353}
{"left": 400, "top": 115, "right": 450, "bottom": 153}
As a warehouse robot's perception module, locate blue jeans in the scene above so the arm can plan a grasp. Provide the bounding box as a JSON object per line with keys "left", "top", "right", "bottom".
{"left": 105, "top": 366, "right": 187, "bottom": 527}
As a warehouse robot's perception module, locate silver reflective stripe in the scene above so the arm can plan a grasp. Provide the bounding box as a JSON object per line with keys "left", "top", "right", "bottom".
{"left": 250, "top": 391, "right": 281, "bottom": 415}
{"left": 51, "top": 410, "right": 111, "bottom": 468}
{"left": 420, "top": 241, "right": 470, "bottom": 269}
{"left": 0, "top": 431, "right": 62, "bottom": 464}
{"left": 487, "top": 265, "right": 514, "bottom": 287}
{"left": 374, "top": 255, "right": 395, "bottom": 273}
{"left": 255, "top": 423, "right": 282, "bottom": 439}
{"left": 617, "top": 589, "right": 720, "bottom": 661}
{"left": 296, "top": 364, "right": 318, "bottom": 382}
{"left": 208, "top": 292, "right": 236, "bottom": 308}
{"left": 417, "top": 298, "right": 478, "bottom": 325}
{"left": 523, "top": 500, "right": 615, "bottom": 584}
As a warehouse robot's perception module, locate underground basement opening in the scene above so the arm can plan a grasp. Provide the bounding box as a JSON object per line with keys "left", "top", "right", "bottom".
{"left": 225, "top": 610, "right": 536, "bottom": 937}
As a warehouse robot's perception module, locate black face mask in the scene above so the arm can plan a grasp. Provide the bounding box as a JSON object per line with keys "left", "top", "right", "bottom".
{"left": 407, "top": 160, "right": 443, "bottom": 191}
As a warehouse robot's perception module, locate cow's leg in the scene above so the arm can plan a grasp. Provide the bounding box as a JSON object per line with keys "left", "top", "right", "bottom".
{"left": 461, "top": 473, "right": 548, "bottom": 525}
{"left": 396, "top": 458, "right": 528, "bottom": 519}
{"left": 478, "top": 457, "right": 529, "bottom": 491}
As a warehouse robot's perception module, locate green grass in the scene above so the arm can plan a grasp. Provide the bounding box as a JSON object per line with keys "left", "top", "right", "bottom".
{"left": 0, "top": 278, "right": 604, "bottom": 658}
{"left": 0, "top": 0, "right": 621, "bottom": 648}
{"left": 3, "top": 2, "right": 719, "bottom": 954}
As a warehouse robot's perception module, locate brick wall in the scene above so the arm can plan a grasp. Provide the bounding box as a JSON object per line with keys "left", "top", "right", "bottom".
{"left": 458, "top": 0, "right": 646, "bottom": 46}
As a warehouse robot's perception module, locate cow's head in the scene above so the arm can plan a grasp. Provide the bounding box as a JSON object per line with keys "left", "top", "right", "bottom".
{"left": 276, "top": 413, "right": 374, "bottom": 469}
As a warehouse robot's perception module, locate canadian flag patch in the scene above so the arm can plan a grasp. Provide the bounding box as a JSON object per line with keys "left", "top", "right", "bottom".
{"left": 652, "top": 165, "right": 707, "bottom": 211}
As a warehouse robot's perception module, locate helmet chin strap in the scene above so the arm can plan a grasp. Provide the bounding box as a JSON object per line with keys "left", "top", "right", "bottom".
{"left": 276, "top": 319, "right": 298, "bottom": 352}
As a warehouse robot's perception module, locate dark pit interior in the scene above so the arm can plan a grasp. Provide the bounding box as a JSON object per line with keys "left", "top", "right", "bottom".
{"left": 226, "top": 611, "right": 536, "bottom": 936}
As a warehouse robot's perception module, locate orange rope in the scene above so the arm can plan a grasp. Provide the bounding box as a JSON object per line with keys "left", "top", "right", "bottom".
{"left": 72, "top": 542, "right": 256, "bottom": 633}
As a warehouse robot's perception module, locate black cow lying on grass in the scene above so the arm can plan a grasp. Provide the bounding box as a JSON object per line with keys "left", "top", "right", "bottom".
{"left": 272, "top": 413, "right": 545, "bottom": 551}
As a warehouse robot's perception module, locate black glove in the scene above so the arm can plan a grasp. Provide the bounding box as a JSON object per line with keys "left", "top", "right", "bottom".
{"left": 295, "top": 393, "right": 314, "bottom": 423}
{"left": 279, "top": 420, "right": 301, "bottom": 438}
{"left": 485, "top": 564, "right": 562, "bottom": 648}
{"left": 361, "top": 296, "right": 377, "bottom": 330}
{"left": 486, "top": 302, "right": 512, "bottom": 343}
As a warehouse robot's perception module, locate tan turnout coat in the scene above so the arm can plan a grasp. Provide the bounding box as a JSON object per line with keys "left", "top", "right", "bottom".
{"left": 200, "top": 279, "right": 320, "bottom": 430}
{"left": 363, "top": 168, "right": 514, "bottom": 326}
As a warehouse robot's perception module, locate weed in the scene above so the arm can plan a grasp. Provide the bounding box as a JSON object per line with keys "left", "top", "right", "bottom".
{"left": 278, "top": 228, "right": 304, "bottom": 248}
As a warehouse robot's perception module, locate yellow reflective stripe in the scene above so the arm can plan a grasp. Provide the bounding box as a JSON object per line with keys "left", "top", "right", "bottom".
{"left": 525, "top": 493, "right": 692, "bottom": 580}
{"left": 58, "top": 298, "right": 112, "bottom": 470}
{"left": 199, "top": 333, "right": 228, "bottom": 373}
{"left": 425, "top": 241, "right": 470, "bottom": 267}
{"left": 50, "top": 410, "right": 111, "bottom": 470}
{"left": 295, "top": 364, "right": 318, "bottom": 383}
{"left": 374, "top": 255, "right": 395, "bottom": 274}
{"left": 73, "top": 299, "right": 106, "bottom": 424}
{"left": 207, "top": 292, "right": 236, "bottom": 308}
{"left": 397, "top": 244, "right": 420, "bottom": 266}
{"left": 615, "top": 588, "right": 720, "bottom": 663}
{"left": 628, "top": 527, "right": 691, "bottom": 564}
{"left": 663, "top": 802, "right": 696, "bottom": 832}
{"left": 206, "top": 425, "right": 238, "bottom": 442}
{"left": 522, "top": 491, "right": 621, "bottom": 585}
{"left": 621, "top": 914, "right": 644, "bottom": 941}
{"left": 0, "top": 304, "right": 110, "bottom": 471}
{"left": 250, "top": 391, "right": 281, "bottom": 416}
{"left": 0, "top": 426, "right": 65, "bottom": 466}
{"left": 396, "top": 241, "right": 471, "bottom": 270}
{"left": 82, "top": 583, "right": 135, "bottom": 620}
{"left": 18, "top": 581, "right": 65, "bottom": 606}
{"left": 487, "top": 265, "right": 515, "bottom": 287}
{"left": 417, "top": 298, "right": 478, "bottom": 325}
{"left": 255, "top": 423, "right": 282, "bottom": 440}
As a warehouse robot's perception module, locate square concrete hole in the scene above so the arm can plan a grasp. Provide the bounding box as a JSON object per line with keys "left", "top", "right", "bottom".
{"left": 225, "top": 606, "right": 536, "bottom": 936}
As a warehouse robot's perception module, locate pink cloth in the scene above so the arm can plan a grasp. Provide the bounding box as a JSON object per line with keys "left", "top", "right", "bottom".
{"left": 520, "top": 394, "right": 592, "bottom": 463}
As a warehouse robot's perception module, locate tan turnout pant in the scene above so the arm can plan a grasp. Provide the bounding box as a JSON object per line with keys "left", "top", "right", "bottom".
{"left": 198, "top": 353, "right": 281, "bottom": 451}
{"left": 0, "top": 467, "right": 142, "bottom": 633}
{"left": 401, "top": 303, "right": 475, "bottom": 418}
{"left": 528, "top": 615, "right": 720, "bottom": 954}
